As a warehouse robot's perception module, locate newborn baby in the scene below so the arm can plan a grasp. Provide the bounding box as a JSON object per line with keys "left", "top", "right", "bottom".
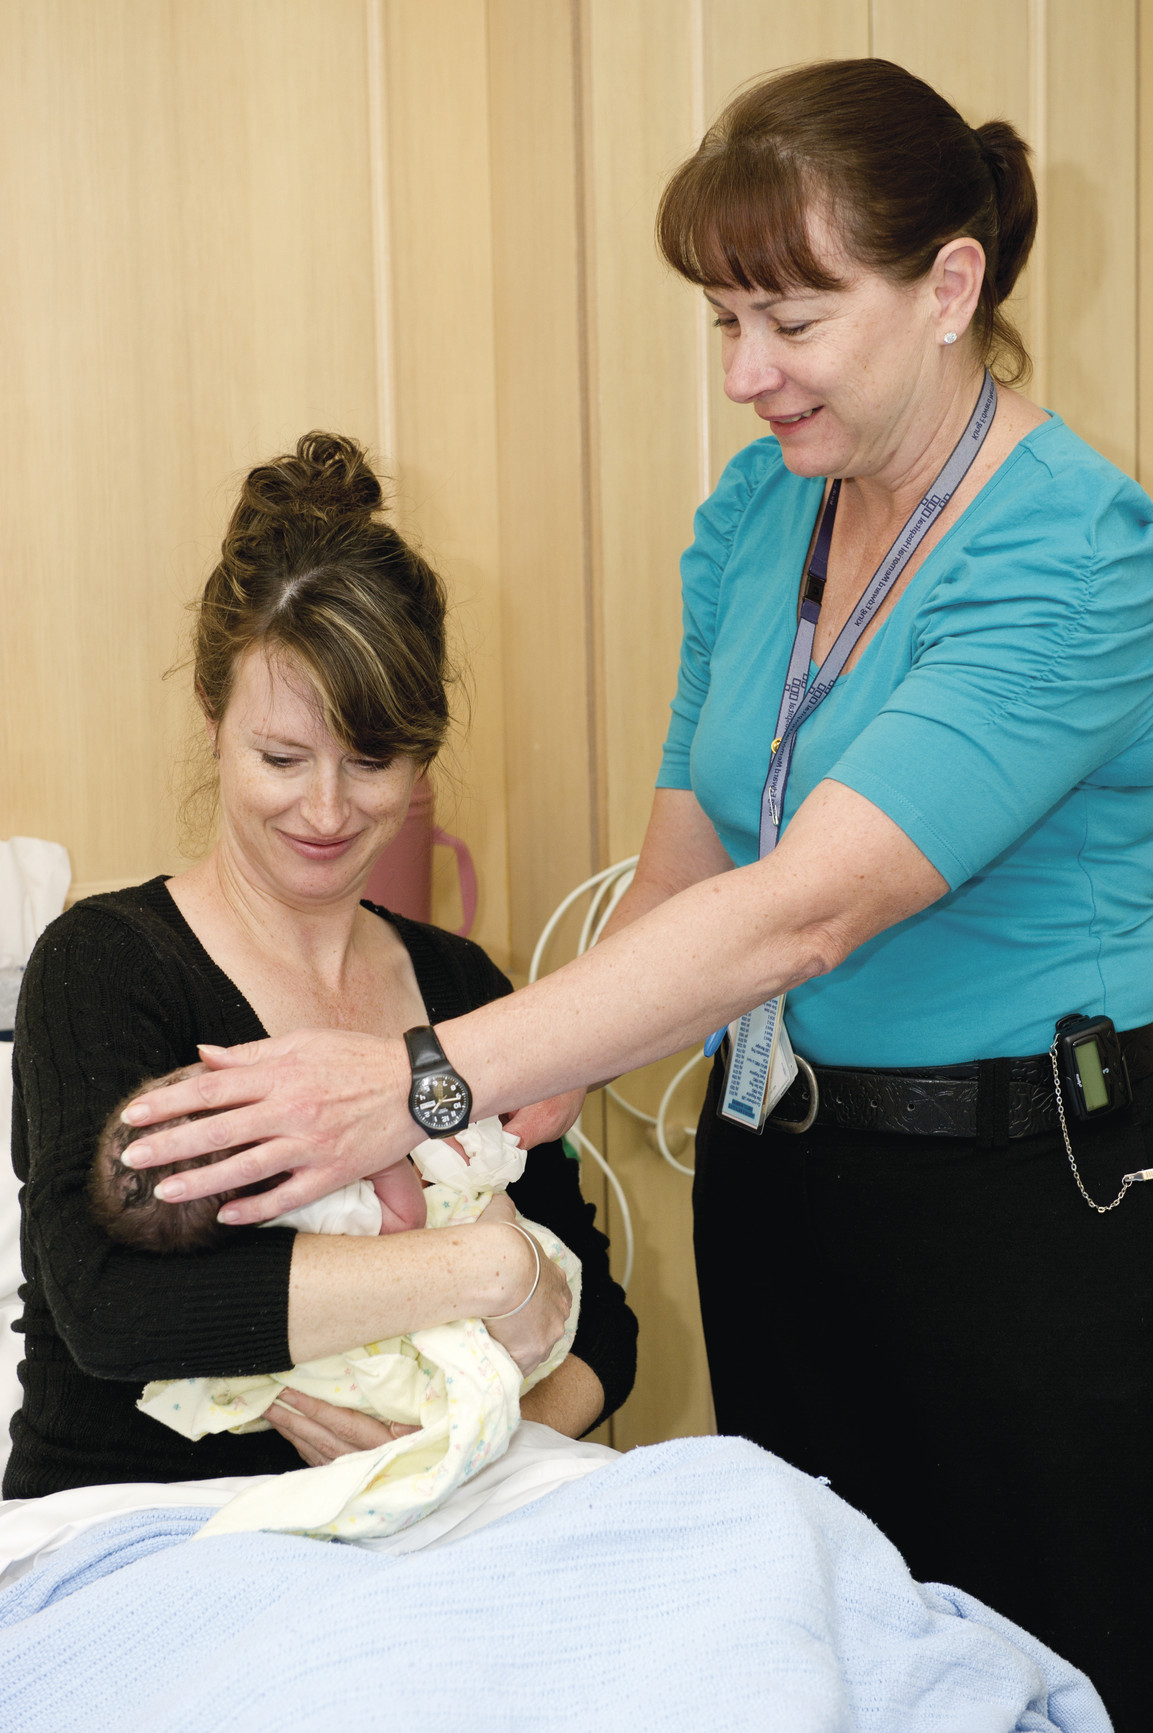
{"left": 89, "top": 1063, "right": 429, "bottom": 1249}
{"left": 88, "top": 1066, "right": 581, "bottom": 1543}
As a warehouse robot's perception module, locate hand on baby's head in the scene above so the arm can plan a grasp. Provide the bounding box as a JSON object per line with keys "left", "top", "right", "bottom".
{"left": 89, "top": 1064, "right": 275, "bottom": 1254}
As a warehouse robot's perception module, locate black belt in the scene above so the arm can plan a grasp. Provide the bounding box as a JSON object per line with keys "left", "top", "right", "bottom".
{"left": 767, "top": 1023, "right": 1153, "bottom": 1144}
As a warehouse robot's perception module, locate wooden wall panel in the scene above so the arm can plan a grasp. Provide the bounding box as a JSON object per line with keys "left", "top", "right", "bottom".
{"left": 1140, "top": 0, "right": 1153, "bottom": 493}
{"left": 583, "top": 0, "right": 703, "bottom": 865}
{"left": 597, "top": 1051, "right": 713, "bottom": 1450}
{"left": 482, "top": 0, "right": 613, "bottom": 1442}
{"left": 579, "top": 0, "right": 713, "bottom": 1446}
{"left": 871, "top": 1, "right": 1032, "bottom": 134}
{"left": 0, "top": 0, "right": 383, "bottom": 896}
{"left": 378, "top": 0, "right": 511, "bottom": 967}
{"left": 1043, "top": 0, "right": 1138, "bottom": 475}
{"left": 485, "top": 0, "right": 598, "bottom": 977}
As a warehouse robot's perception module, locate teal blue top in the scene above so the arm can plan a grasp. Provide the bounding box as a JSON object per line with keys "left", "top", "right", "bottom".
{"left": 657, "top": 418, "right": 1153, "bottom": 1065}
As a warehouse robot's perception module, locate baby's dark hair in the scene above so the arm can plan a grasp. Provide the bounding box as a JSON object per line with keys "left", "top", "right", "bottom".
{"left": 88, "top": 1067, "right": 271, "bottom": 1254}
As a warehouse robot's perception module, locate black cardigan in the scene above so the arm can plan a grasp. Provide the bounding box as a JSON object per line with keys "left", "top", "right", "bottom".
{"left": 5, "top": 878, "right": 636, "bottom": 1497}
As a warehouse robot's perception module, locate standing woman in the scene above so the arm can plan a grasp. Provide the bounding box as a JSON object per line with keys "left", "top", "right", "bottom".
{"left": 122, "top": 63, "right": 1153, "bottom": 1724}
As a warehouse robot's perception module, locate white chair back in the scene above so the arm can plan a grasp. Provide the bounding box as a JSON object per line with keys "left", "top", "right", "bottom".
{"left": 0, "top": 837, "right": 71, "bottom": 1479}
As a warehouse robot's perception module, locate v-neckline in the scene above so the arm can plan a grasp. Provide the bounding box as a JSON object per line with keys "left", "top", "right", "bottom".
{"left": 155, "top": 877, "right": 430, "bottom": 1039}
{"left": 793, "top": 411, "right": 1058, "bottom": 686}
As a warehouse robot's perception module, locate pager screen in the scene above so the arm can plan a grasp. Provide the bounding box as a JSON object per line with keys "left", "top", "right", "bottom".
{"left": 1074, "top": 1038, "right": 1109, "bottom": 1112}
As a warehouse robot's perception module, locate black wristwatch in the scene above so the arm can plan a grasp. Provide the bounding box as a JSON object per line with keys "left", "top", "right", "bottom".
{"left": 403, "top": 1025, "right": 473, "bottom": 1136}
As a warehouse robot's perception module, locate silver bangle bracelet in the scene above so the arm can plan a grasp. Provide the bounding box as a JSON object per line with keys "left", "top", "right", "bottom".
{"left": 485, "top": 1221, "right": 542, "bottom": 1320}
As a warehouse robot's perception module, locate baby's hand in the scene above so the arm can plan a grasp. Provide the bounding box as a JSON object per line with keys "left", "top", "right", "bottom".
{"left": 370, "top": 1159, "right": 427, "bottom": 1235}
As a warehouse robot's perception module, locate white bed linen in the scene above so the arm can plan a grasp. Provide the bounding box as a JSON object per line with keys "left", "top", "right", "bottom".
{"left": 0, "top": 1420, "right": 617, "bottom": 1591}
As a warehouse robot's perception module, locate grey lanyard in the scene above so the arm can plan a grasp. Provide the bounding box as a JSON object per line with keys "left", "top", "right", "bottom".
{"left": 758, "top": 368, "right": 998, "bottom": 857}
{"left": 703, "top": 370, "right": 998, "bottom": 1071}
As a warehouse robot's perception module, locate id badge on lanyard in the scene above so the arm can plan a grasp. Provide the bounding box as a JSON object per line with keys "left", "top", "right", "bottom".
{"left": 717, "top": 370, "right": 998, "bottom": 1131}
{"left": 719, "top": 995, "right": 798, "bottom": 1128}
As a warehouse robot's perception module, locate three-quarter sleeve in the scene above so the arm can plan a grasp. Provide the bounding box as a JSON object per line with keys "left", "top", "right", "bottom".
{"left": 825, "top": 474, "right": 1153, "bottom": 889}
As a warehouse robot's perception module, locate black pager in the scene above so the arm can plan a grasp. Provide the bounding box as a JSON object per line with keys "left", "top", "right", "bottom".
{"left": 1054, "top": 1014, "right": 1131, "bottom": 1120}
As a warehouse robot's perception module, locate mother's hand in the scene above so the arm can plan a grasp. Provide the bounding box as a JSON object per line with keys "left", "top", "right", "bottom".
{"left": 266, "top": 1387, "right": 418, "bottom": 1467}
{"left": 117, "top": 1028, "right": 416, "bottom": 1224}
{"left": 478, "top": 1194, "right": 572, "bottom": 1376}
{"left": 500, "top": 1087, "right": 586, "bottom": 1149}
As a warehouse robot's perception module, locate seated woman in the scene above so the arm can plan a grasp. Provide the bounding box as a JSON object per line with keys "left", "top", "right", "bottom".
{"left": 4, "top": 431, "right": 636, "bottom": 1498}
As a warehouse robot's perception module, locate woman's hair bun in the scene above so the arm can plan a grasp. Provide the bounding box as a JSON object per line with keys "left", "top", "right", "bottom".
{"left": 239, "top": 430, "right": 384, "bottom": 527}
{"left": 189, "top": 428, "right": 453, "bottom": 847}
{"left": 972, "top": 119, "right": 1038, "bottom": 304}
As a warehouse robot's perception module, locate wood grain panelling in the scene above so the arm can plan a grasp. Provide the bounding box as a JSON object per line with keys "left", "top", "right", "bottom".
{"left": 578, "top": 1, "right": 715, "bottom": 1444}
{"left": 1141, "top": 0, "right": 1153, "bottom": 492}
{"left": 0, "top": 0, "right": 382, "bottom": 896}
{"left": 597, "top": 1051, "right": 713, "bottom": 1449}
{"left": 377, "top": 1, "right": 511, "bottom": 966}
{"left": 871, "top": 2, "right": 1032, "bottom": 136}
{"left": 583, "top": 0, "right": 703, "bottom": 864}
{"left": 485, "top": 0, "right": 598, "bottom": 976}
{"left": 1044, "top": 0, "right": 1138, "bottom": 474}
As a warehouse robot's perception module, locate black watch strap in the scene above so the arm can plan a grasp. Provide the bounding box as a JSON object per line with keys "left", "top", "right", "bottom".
{"left": 403, "top": 1024, "right": 473, "bottom": 1135}
{"left": 403, "top": 1025, "right": 449, "bottom": 1075}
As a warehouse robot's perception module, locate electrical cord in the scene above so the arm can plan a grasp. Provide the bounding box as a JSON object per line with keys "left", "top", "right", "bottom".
{"left": 528, "top": 860, "right": 638, "bottom": 987}
{"left": 654, "top": 1051, "right": 707, "bottom": 1177}
{"left": 529, "top": 857, "right": 707, "bottom": 1293}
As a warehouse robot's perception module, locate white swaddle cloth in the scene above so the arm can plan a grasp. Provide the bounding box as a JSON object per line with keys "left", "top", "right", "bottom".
{"left": 137, "top": 1120, "right": 581, "bottom": 1543}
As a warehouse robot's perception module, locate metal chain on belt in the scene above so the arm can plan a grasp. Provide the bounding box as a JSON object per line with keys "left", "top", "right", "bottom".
{"left": 1048, "top": 1042, "right": 1133, "bottom": 1213}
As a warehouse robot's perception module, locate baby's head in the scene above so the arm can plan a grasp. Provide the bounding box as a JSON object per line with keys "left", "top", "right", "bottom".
{"left": 88, "top": 1065, "right": 272, "bottom": 1254}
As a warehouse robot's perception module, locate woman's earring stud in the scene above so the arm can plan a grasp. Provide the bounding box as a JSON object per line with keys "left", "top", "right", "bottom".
{"left": 943, "top": 331, "right": 958, "bottom": 345}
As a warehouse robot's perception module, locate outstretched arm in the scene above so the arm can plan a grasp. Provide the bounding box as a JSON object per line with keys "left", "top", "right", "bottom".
{"left": 119, "top": 779, "right": 946, "bottom": 1221}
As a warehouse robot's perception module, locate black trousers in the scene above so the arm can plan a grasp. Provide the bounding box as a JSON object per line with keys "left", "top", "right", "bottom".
{"left": 694, "top": 1057, "right": 1153, "bottom": 1732}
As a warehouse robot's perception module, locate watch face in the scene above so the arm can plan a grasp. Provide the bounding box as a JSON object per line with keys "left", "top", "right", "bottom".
{"left": 412, "top": 1072, "right": 470, "bottom": 1131}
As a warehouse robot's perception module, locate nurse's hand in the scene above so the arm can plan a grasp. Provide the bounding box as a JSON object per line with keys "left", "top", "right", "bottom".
{"left": 116, "top": 1027, "right": 416, "bottom": 1224}
{"left": 266, "top": 1388, "right": 419, "bottom": 1466}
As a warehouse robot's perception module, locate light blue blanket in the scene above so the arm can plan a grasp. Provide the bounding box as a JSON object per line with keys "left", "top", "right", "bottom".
{"left": 0, "top": 1437, "right": 1109, "bottom": 1733}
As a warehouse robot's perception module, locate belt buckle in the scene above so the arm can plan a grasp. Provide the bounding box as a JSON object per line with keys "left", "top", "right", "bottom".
{"left": 768, "top": 1054, "right": 819, "bottom": 1135}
